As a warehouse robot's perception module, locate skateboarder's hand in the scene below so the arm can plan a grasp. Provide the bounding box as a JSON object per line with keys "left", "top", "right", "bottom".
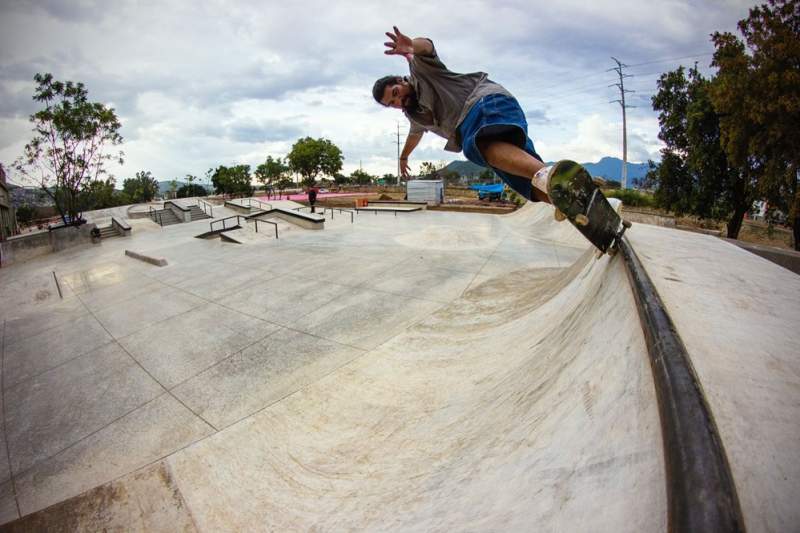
{"left": 384, "top": 26, "right": 413, "bottom": 60}
{"left": 400, "top": 157, "right": 411, "bottom": 178}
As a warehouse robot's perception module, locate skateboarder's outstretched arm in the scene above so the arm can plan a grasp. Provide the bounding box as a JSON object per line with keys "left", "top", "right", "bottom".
{"left": 384, "top": 26, "right": 433, "bottom": 60}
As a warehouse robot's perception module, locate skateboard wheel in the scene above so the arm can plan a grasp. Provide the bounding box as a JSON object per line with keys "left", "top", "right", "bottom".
{"left": 622, "top": 219, "right": 632, "bottom": 228}
{"left": 575, "top": 214, "right": 589, "bottom": 226}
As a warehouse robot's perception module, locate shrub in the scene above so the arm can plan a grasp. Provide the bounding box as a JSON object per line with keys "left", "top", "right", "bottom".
{"left": 604, "top": 188, "right": 655, "bottom": 208}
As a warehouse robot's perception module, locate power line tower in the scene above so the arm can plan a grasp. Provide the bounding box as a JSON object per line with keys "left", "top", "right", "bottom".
{"left": 393, "top": 121, "right": 409, "bottom": 185}
{"left": 609, "top": 57, "right": 635, "bottom": 189}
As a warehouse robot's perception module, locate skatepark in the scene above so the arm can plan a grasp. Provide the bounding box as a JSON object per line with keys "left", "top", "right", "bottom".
{"left": 0, "top": 198, "right": 797, "bottom": 531}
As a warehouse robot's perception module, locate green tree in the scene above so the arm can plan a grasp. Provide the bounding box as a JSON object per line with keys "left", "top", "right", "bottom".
{"left": 15, "top": 204, "right": 36, "bottom": 225}
{"left": 350, "top": 169, "right": 375, "bottom": 185}
{"left": 13, "top": 73, "right": 124, "bottom": 225}
{"left": 649, "top": 66, "right": 736, "bottom": 223}
{"left": 123, "top": 171, "right": 159, "bottom": 203}
{"left": 419, "top": 161, "right": 442, "bottom": 178}
{"left": 210, "top": 164, "right": 253, "bottom": 196}
{"left": 169, "top": 179, "right": 178, "bottom": 199}
{"left": 710, "top": 0, "right": 800, "bottom": 247}
{"left": 333, "top": 173, "right": 349, "bottom": 186}
{"left": 176, "top": 184, "right": 207, "bottom": 198}
{"left": 275, "top": 176, "right": 294, "bottom": 197}
{"left": 79, "top": 178, "right": 120, "bottom": 210}
{"left": 287, "top": 137, "right": 344, "bottom": 186}
{"left": 255, "top": 156, "right": 289, "bottom": 190}
{"left": 478, "top": 168, "right": 497, "bottom": 183}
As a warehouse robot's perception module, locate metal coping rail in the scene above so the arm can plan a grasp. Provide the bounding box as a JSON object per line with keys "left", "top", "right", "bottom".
{"left": 618, "top": 238, "right": 744, "bottom": 533}
{"left": 209, "top": 215, "right": 246, "bottom": 233}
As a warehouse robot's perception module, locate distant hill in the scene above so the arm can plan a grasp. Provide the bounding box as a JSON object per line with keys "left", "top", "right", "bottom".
{"left": 443, "top": 156, "right": 650, "bottom": 188}
{"left": 442, "top": 160, "right": 488, "bottom": 177}
{"left": 582, "top": 157, "right": 650, "bottom": 185}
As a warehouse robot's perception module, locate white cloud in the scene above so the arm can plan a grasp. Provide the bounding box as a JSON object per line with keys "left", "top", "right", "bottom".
{"left": 0, "top": 0, "right": 754, "bottom": 180}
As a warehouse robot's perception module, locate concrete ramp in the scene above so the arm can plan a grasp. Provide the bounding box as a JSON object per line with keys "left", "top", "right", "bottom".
{"left": 164, "top": 248, "right": 665, "bottom": 531}
{"left": 2, "top": 200, "right": 796, "bottom": 531}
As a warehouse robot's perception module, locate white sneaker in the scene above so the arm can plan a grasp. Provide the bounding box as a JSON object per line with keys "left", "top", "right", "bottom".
{"left": 532, "top": 165, "right": 553, "bottom": 194}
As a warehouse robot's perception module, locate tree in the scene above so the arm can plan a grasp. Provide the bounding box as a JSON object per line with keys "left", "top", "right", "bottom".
{"left": 13, "top": 73, "right": 123, "bottom": 225}
{"left": 15, "top": 204, "right": 36, "bottom": 225}
{"left": 478, "top": 168, "right": 497, "bottom": 183}
{"left": 287, "top": 137, "right": 343, "bottom": 186}
{"left": 350, "top": 169, "right": 375, "bottom": 186}
{"left": 168, "top": 179, "right": 178, "bottom": 199}
{"left": 255, "top": 156, "right": 289, "bottom": 190}
{"left": 649, "top": 66, "right": 738, "bottom": 225}
{"left": 210, "top": 164, "right": 253, "bottom": 196}
{"left": 123, "top": 171, "right": 159, "bottom": 203}
{"left": 419, "top": 161, "right": 442, "bottom": 178}
{"left": 333, "top": 173, "right": 349, "bottom": 186}
{"left": 275, "top": 177, "right": 294, "bottom": 197}
{"left": 710, "top": 0, "right": 800, "bottom": 247}
{"left": 176, "top": 184, "right": 207, "bottom": 198}
{"left": 79, "top": 178, "right": 121, "bottom": 210}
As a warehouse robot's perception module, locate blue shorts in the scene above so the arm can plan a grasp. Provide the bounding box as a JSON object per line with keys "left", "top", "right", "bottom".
{"left": 459, "top": 93, "right": 543, "bottom": 201}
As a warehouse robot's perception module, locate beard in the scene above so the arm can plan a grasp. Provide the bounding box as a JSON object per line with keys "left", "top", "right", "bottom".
{"left": 402, "top": 90, "right": 420, "bottom": 112}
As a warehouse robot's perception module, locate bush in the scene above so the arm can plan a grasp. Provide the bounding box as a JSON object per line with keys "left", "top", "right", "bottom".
{"left": 604, "top": 188, "right": 655, "bottom": 208}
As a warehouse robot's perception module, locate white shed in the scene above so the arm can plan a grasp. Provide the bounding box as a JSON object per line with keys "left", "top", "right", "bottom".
{"left": 406, "top": 180, "right": 444, "bottom": 205}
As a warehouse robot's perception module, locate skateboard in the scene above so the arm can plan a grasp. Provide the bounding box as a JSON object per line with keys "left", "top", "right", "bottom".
{"left": 546, "top": 160, "right": 631, "bottom": 255}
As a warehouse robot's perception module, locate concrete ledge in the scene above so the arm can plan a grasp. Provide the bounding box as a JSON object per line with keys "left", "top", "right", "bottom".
{"left": 368, "top": 200, "right": 428, "bottom": 210}
{"left": 111, "top": 217, "right": 131, "bottom": 237}
{"left": 0, "top": 223, "right": 96, "bottom": 267}
{"left": 124, "top": 249, "right": 168, "bottom": 267}
{"left": 164, "top": 201, "right": 191, "bottom": 222}
{"left": 622, "top": 209, "right": 676, "bottom": 228}
{"left": 724, "top": 239, "right": 800, "bottom": 275}
{"left": 250, "top": 208, "right": 324, "bottom": 230}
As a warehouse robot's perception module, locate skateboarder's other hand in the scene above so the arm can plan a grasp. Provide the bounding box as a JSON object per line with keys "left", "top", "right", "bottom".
{"left": 384, "top": 26, "right": 413, "bottom": 60}
{"left": 400, "top": 158, "right": 411, "bottom": 178}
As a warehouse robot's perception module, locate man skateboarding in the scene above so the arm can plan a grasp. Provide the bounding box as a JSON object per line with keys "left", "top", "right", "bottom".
{"left": 373, "top": 26, "right": 553, "bottom": 205}
{"left": 373, "top": 27, "right": 629, "bottom": 253}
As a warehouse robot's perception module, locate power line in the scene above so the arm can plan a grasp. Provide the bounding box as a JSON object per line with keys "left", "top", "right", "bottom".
{"left": 626, "top": 52, "right": 713, "bottom": 68}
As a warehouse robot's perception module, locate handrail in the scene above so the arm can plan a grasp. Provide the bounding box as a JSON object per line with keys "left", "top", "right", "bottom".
{"left": 148, "top": 206, "right": 163, "bottom": 226}
{"left": 197, "top": 198, "right": 213, "bottom": 218}
{"left": 253, "top": 219, "right": 279, "bottom": 239}
{"left": 209, "top": 215, "right": 246, "bottom": 233}
{"left": 292, "top": 205, "right": 354, "bottom": 223}
{"left": 243, "top": 198, "right": 272, "bottom": 211}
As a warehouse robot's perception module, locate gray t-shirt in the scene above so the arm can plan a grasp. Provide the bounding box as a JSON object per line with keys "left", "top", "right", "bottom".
{"left": 404, "top": 40, "right": 512, "bottom": 152}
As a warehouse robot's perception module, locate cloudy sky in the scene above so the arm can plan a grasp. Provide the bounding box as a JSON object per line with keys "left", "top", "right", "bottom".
{"left": 0, "top": 0, "right": 755, "bottom": 185}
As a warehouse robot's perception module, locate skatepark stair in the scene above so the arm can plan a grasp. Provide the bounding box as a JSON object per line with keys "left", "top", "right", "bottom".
{"left": 189, "top": 205, "right": 212, "bottom": 221}
{"left": 149, "top": 209, "right": 181, "bottom": 226}
{"left": 98, "top": 225, "right": 120, "bottom": 239}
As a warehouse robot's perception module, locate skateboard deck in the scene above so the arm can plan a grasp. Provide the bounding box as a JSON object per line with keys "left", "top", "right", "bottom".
{"left": 546, "top": 160, "right": 631, "bottom": 254}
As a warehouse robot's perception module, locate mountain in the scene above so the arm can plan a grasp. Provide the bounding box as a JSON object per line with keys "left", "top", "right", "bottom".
{"left": 581, "top": 157, "right": 650, "bottom": 185}
{"left": 442, "top": 160, "right": 487, "bottom": 177}
{"left": 443, "top": 156, "right": 650, "bottom": 188}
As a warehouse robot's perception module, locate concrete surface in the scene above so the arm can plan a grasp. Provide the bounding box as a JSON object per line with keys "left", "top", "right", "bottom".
{"left": 0, "top": 201, "right": 796, "bottom": 531}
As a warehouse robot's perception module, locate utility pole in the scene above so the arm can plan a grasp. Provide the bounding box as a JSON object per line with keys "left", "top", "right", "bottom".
{"left": 609, "top": 57, "right": 635, "bottom": 189}
{"left": 393, "top": 122, "right": 409, "bottom": 185}
{"left": 396, "top": 122, "right": 401, "bottom": 185}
